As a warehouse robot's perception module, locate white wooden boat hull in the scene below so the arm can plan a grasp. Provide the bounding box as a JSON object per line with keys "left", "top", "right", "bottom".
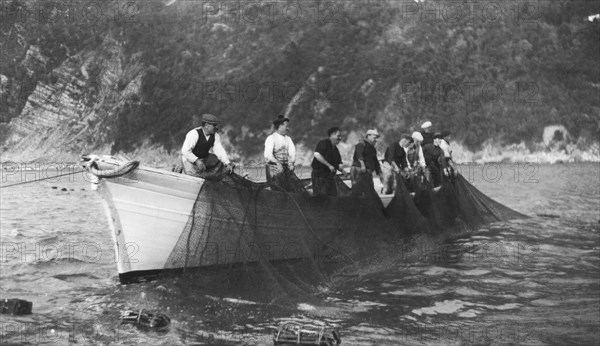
{"left": 89, "top": 157, "right": 393, "bottom": 283}
{"left": 95, "top": 164, "right": 203, "bottom": 281}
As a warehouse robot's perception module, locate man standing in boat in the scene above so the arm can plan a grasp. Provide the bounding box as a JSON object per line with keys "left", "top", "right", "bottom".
{"left": 409, "top": 131, "right": 427, "bottom": 171}
{"left": 423, "top": 133, "right": 445, "bottom": 187}
{"left": 181, "top": 113, "right": 234, "bottom": 177}
{"left": 439, "top": 130, "right": 455, "bottom": 177}
{"left": 408, "top": 131, "right": 428, "bottom": 184}
{"left": 264, "top": 115, "right": 296, "bottom": 183}
{"left": 421, "top": 121, "right": 434, "bottom": 145}
{"left": 383, "top": 134, "right": 412, "bottom": 194}
{"left": 311, "top": 127, "right": 344, "bottom": 196}
{"left": 351, "top": 129, "right": 382, "bottom": 191}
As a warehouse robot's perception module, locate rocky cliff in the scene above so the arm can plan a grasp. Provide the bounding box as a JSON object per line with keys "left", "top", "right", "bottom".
{"left": 2, "top": 35, "right": 144, "bottom": 161}
{"left": 1, "top": 0, "right": 599, "bottom": 165}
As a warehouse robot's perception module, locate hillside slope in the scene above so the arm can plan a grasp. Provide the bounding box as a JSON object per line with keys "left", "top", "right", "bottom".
{"left": 1, "top": 0, "right": 598, "bottom": 164}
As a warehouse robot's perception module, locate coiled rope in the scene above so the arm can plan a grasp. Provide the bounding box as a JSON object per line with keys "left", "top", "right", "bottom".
{"left": 85, "top": 160, "right": 140, "bottom": 178}
{"left": 0, "top": 159, "right": 140, "bottom": 189}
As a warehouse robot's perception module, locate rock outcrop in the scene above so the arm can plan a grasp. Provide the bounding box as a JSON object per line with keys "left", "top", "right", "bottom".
{"left": 2, "top": 36, "right": 144, "bottom": 161}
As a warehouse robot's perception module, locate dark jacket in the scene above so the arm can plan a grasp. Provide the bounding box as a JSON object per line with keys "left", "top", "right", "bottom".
{"left": 311, "top": 138, "right": 342, "bottom": 177}
{"left": 422, "top": 132, "right": 434, "bottom": 145}
{"left": 422, "top": 143, "right": 443, "bottom": 169}
{"left": 385, "top": 142, "right": 408, "bottom": 170}
{"left": 352, "top": 140, "right": 381, "bottom": 174}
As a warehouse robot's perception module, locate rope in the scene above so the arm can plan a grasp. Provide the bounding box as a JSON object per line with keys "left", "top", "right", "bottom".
{"left": 0, "top": 169, "right": 87, "bottom": 189}
{"left": 87, "top": 160, "right": 139, "bottom": 178}
{"left": 1, "top": 160, "right": 139, "bottom": 188}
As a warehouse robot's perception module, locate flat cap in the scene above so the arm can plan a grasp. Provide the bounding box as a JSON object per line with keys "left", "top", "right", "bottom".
{"left": 201, "top": 113, "right": 220, "bottom": 124}
{"left": 412, "top": 131, "right": 424, "bottom": 141}
{"left": 366, "top": 129, "right": 380, "bottom": 137}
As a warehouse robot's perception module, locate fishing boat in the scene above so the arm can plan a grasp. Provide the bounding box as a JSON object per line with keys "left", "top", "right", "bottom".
{"left": 82, "top": 155, "right": 394, "bottom": 283}
{"left": 82, "top": 155, "right": 524, "bottom": 284}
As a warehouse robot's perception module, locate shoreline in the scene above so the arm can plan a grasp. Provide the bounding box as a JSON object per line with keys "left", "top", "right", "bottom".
{"left": 1, "top": 140, "right": 599, "bottom": 169}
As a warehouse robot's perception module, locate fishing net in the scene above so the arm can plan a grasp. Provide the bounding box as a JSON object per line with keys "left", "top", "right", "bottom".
{"left": 158, "top": 169, "right": 526, "bottom": 304}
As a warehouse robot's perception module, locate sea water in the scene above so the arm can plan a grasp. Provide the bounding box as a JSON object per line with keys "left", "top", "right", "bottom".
{"left": 1, "top": 163, "right": 598, "bottom": 345}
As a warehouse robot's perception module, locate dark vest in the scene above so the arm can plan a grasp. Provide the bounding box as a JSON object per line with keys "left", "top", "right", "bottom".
{"left": 422, "top": 132, "right": 434, "bottom": 145}
{"left": 407, "top": 144, "right": 419, "bottom": 166}
{"left": 385, "top": 142, "right": 408, "bottom": 169}
{"left": 192, "top": 129, "right": 215, "bottom": 159}
{"left": 423, "top": 143, "right": 442, "bottom": 169}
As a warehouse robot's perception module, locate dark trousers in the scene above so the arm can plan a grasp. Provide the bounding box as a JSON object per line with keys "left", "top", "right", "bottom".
{"left": 350, "top": 166, "right": 374, "bottom": 196}
{"left": 311, "top": 171, "right": 338, "bottom": 197}
{"left": 430, "top": 165, "right": 441, "bottom": 187}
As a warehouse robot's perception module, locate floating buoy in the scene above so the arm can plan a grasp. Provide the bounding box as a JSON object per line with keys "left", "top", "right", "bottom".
{"left": 1, "top": 299, "right": 32, "bottom": 315}
{"left": 120, "top": 309, "right": 170, "bottom": 332}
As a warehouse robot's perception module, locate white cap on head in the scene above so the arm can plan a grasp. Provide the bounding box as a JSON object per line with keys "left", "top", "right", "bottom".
{"left": 366, "top": 129, "right": 380, "bottom": 137}
{"left": 421, "top": 121, "right": 432, "bottom": 129}
{"left": 412, "top": 131, "right": 423, "bottom": 141}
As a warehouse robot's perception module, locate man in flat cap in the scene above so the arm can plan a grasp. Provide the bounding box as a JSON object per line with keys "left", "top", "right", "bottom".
{"left": 351, "top": 129, "right": 382, "bottom": 192}
{"left": 405, "top": 131, "right": 428, "bottom": 186}
{"left": 409, "top": 131, "right": 426, "bottom": 171}
{"left": 421, "top": 121, "right": 434, "bottom": 145}
{"left": 181, "top": 113, "right": 234, "bottom": 177}
{"left": 383, "top": 134, "right": 413, "bottom": 194}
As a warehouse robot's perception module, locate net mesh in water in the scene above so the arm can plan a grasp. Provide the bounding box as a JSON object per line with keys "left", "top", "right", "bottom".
{"left": 159, "top": 171, "right": 526, "bottom": 303}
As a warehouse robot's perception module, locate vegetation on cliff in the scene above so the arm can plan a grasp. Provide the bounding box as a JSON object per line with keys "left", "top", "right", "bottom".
{"left": 1, "top": 0, "right": 598, "bottom": 159}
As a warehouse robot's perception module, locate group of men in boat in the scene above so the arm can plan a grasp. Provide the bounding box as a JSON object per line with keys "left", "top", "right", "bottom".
{"left": 181, "top": 113, "right": 455, "bottom": 196}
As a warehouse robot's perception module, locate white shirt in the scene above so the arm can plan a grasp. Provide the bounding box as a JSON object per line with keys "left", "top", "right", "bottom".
{"left": 440, "top": 139, "right": 452, "bottom": 158}
{"left": 181, "top": 127, "right": 230, "bottom": 165}
{"left": 416, "top": 144, "right": 426, "bottom": 168}
{"left": 264, "top": 132, "right": 295, "bottom": 164}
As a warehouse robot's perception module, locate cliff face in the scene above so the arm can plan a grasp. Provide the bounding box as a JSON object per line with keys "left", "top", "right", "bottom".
{"left": 2, "top": 35, "right": 144, "bottom": 161}
{"left": 1, "top": 0, "right": 599, "bottom": 164}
